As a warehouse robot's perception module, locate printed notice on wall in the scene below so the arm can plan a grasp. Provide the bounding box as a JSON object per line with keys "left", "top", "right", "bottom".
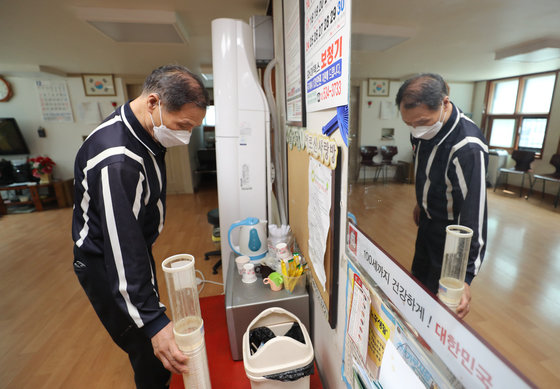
{"left": 36, "top": 80, "right": 74, "bottom": 122}
{"left": 347, "top": 273, "right": 371, "bottom": 363}
{"left": 307, "top": 156, "right": 332, "bottom": 289}
{"left": 283, "top": 0, "right": 303, "bottom": 124}
{"left": 304, "top": 0, "right": 351, "bottom": 112}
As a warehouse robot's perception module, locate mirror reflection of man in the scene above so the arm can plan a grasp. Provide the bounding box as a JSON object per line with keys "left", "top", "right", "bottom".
{"left": 396, "top": 73, "right": 488, "bottom": 319}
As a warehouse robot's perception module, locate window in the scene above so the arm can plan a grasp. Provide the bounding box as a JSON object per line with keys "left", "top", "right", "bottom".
{"left": 203, "top": 105, "right": 215, "bottom": 126}
{"left": 485, "top": 72, "right": 557, "bottom": 157}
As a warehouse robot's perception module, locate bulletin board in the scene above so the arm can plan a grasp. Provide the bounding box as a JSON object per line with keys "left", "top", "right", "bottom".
{"left": 288, "top": 144, "right": 342, "bottom": 328}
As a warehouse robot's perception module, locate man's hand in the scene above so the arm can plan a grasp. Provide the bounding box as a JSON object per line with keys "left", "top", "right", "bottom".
{"left": 455, "top": 283, "right": 471, "bottom": 319}
{"left": 412, "top": 204, "right": 420, "bottom": 226}
{"left": 151, "top": 322, "right": 189, "bottom": 375}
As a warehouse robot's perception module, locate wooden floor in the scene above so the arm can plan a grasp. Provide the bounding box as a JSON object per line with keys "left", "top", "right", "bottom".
{"left": 0, "top": 181, "right": 222, "bottom": 389}
{"left": 348, "top": 180, "right": 560, "bottom": 388}
{"left": 1, "top": 179, "right": 559, "bottom": 388}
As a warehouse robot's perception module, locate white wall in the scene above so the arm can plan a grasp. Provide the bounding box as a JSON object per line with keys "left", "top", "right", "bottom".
{"left": 471, "top": 81, "right": 487, "bottom": 127}
{"left": 0, "top": 75, "right": 125, "bottom": 180}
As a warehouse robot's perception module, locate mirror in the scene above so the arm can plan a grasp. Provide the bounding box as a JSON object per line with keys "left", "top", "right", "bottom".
{"left": 346, "top": 1, "right": 560, "bottom": 387}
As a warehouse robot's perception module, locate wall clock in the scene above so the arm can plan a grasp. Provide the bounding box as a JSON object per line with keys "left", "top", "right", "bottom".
{"left": 0, "top": 76, "right": 13, "bottom": 102}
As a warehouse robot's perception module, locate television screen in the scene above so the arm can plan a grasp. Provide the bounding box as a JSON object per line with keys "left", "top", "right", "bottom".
{"left": 0, "top": 118, "right": 30, "bottom": 155}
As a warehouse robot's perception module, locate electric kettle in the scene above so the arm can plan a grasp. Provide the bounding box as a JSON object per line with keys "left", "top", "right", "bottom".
{"left": 228, "top": 217, "right": 268, "bottom": 260}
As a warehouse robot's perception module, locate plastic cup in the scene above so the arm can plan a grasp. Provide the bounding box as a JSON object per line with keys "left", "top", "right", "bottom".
{"left": 235, "top": 255, "right": 250, "bottom": 275}
{"left": 242, "top": 263, "right": 257, "bottom": 283}
{"left": 283, "top": 273, "right": 305, "bottom": 293}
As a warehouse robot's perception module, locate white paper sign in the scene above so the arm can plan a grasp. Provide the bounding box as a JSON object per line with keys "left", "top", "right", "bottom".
{"left": 77, "top": 102, "right": 102, "bottom": 124}
{"left": 347, "top": 273, "right": 371, "bottom": 363}
{"left": 379, "top": 340, "right": 425, "bottom": 389}
{"left": 347, "top": 223, "right": 532, "bottom": 389}
{"left": 380, "top": 101, "right": 395, "bottom": 120}
{"left": 283, "top": 0, "right": 303, "bottom": 123}
{"left": 304, "top": 0, "right": 351, "bottom": 112}
{"left": 307, "top": 156, "right": 332, "bottom": 289}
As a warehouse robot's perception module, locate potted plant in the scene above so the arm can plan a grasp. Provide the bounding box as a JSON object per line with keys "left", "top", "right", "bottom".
{"left": 29, "top": 156, "right": 56, "bottom": 184}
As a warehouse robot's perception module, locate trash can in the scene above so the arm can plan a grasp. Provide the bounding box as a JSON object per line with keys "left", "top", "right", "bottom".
{"left": 242, "top": 307, "right": 314, "bottom": 388}
{"left": 487, "top": 149, "right": 509, "bottom": 187}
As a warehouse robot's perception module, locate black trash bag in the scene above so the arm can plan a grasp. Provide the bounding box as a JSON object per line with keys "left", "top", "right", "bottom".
{"left": 249, "top": 326, "right": 276, "bottom": 355}
{"left": 264, "top": 360, "right": 314, "bottom": 382}
{"left": 284, "top": 322, "right": 305, "bottom": 344}
{"left": 249, "top": 322, "right": 307, "bottom": 355}
{"left": 250, "top": 322, "right": 313, "bottom": 382}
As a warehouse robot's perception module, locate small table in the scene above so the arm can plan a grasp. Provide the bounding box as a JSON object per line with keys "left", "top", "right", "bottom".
{"left": 225, "top": 254, "right": 310, "bottom": 360}
{"left": 0, "top": 181, "right": 65, "bottom": 215}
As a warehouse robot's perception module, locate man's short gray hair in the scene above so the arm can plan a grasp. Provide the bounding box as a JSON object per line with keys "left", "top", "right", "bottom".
{"left": 143, "top": 64, "right": 209, "bottom": 111}
{"left": 395, "top": 73, "right": 449, "bottom": 111}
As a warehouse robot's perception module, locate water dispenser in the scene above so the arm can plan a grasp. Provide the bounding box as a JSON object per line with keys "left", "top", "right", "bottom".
{"left": 162, "top": 254, "right": 211, "bottom": 388}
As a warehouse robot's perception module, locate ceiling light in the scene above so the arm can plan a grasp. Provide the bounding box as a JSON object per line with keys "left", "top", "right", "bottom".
{"left": 74, "top": 7, "right": 189, "bottom": 44}
{"left": 495, "top": 38, "right": 560, "bottom": 63}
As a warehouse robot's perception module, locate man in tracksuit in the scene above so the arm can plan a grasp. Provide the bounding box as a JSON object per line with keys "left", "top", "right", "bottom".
{"left": 396, "top": 73, "right": 488, "bottom": 319}
{"left": 72, "top": 65, "right": 208, "bottom": 388}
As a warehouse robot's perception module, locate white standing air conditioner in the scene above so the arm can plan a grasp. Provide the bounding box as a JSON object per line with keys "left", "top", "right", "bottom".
{"left": 211, "top": 18, "right": 271, "bottom": 280}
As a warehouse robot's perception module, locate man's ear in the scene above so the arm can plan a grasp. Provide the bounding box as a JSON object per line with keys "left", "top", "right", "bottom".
{"left": 146, "top": 93, "right": 159, "bottom": 113}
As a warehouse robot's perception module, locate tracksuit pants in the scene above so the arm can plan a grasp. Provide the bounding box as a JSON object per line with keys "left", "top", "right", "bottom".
{"left": 411, "top": 211, "right": 452, "bottom": 295}
{"left": 73, "top": 247, "right": 171, "bottom": 389}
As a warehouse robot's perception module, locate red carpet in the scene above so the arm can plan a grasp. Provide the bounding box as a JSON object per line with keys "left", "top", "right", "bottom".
{"left": 170, "top": 294, "right": 323, "bottom": 388}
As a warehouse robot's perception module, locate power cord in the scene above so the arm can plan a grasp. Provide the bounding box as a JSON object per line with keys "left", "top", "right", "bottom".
{"left": 195, "top": 269, "right": 224, "bottom": 295}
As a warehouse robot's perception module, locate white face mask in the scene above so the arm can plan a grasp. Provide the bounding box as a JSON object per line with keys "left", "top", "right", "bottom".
{"left": 408, "top": 103, "right": 445, "bottom": 140}
{"left": 149, "top": 100, "right": 191, "bottom": 147}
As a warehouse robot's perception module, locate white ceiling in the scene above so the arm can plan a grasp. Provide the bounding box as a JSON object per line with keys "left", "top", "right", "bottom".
{"left": 351, "top": 0, "right": 560, "bottom": 81}
{"left": 0, "top": 0, "right": 559, "bottom": 82}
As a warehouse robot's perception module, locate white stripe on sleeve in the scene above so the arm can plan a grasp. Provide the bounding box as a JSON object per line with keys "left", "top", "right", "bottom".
{"left": 148, "top": 152, "right": 164, "bottom": 233}
{"left": 132, "top": 173, "right": 144, "bottom": 219}
{"left": 101, "top": 166, "right": 144, "bottom": 328}
{"left": 473, "top": 150, "right": 486, "bottom": 275}
{"left": 454, "top": 158, "right": 468, "bottom": 199}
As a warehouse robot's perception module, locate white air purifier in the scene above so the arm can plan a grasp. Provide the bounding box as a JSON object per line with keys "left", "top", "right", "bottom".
{"left": 211, "top": 18, "right": 271, "bottom": 280}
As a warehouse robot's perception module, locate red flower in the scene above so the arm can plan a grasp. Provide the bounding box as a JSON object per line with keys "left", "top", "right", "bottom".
{"left": 29, "top": 156, "right": 56, "bottom": 177}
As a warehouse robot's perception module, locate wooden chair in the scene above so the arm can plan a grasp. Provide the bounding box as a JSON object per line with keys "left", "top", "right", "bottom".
{"left": 494, "top": 150, "right": 535, "bottom": 197}
{"left": 530, "top": 153, "right": 560, "bottom": 207}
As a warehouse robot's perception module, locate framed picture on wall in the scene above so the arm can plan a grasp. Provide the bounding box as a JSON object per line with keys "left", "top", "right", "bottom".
{"left": 368, "top": 78, "right": 390, "bottom": 96}
{"left": 82, "top": 74, "right": 116, "bottom": 96}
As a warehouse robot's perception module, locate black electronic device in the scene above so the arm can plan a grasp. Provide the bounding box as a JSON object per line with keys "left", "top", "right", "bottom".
{"left": 0, "top": 159, "right": 15, "bottom": 185}
{"left": 0, "top": 118, "right": 30, "bottom": 155}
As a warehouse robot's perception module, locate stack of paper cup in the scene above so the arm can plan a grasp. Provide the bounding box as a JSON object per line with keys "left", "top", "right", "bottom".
{"left": 438, "top": 225, "right": 473, "bottom": 311}
{"left": 235, "top": 255, "right": 250, "bottom": 275}
{"left": 242, "top": 263, "right": 257, "bottom": 283}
